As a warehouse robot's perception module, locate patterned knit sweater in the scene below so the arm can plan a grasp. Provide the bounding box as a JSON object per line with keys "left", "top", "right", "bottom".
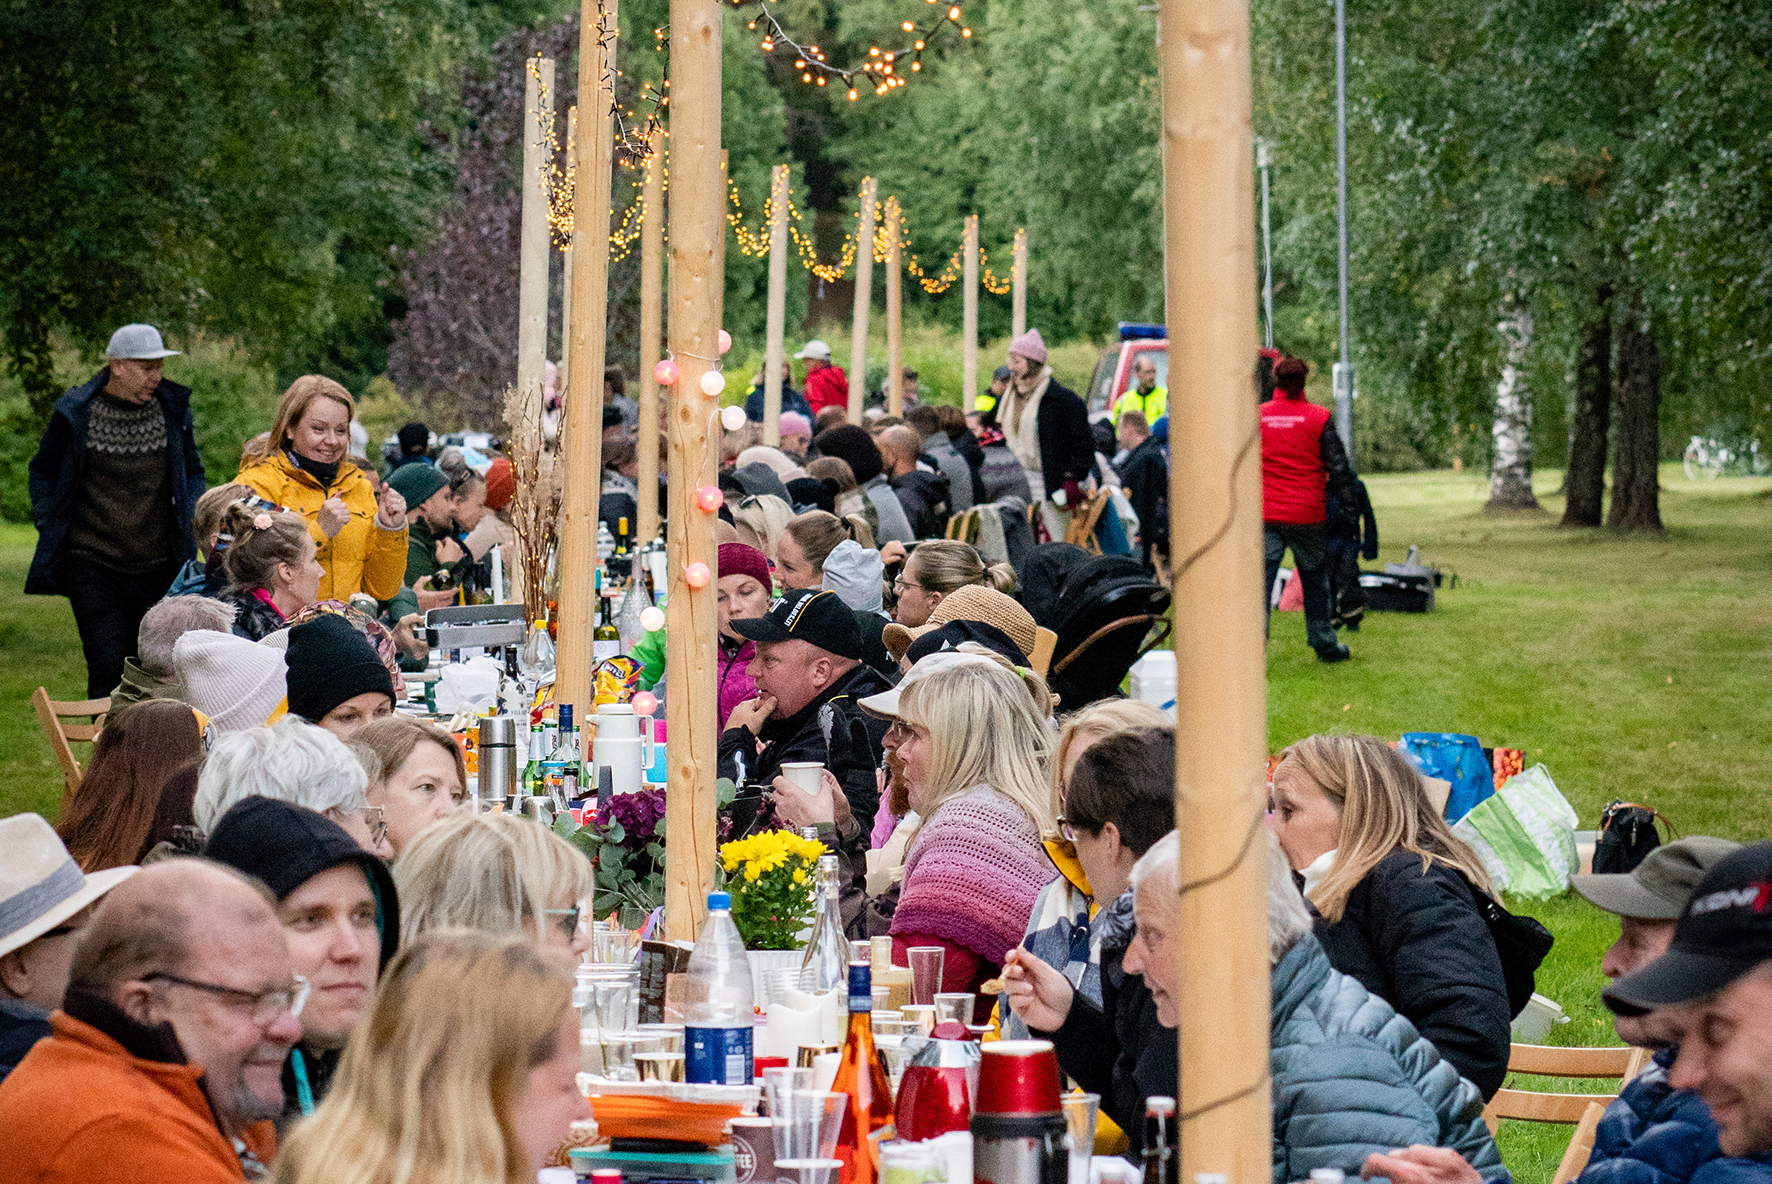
{"left": 891, "top": 785, "right": 1056, "bottom": 966}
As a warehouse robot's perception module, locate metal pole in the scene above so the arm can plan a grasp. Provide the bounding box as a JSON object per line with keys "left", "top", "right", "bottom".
{"left": 1257, "top": 139, "right": 1274, "bottom": 350}
{"left": 1332, "top": 0, "right": 1354, "bottom": 454}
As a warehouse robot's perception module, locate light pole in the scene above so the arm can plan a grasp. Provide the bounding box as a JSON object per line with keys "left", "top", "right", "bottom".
{"left": 1332, "top": 0, "right": 1354, "bottom": 454}
{"left": 1257, "top": 139, "right": 1274, "bottom": 350}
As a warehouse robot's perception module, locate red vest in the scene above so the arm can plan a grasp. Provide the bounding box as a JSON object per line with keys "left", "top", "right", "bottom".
{"left": 1259, "top": 391, "right": 1330, "bottom": 525}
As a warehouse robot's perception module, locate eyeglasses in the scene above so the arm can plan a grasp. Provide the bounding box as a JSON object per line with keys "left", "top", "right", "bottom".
{"left": 542, "top": 907, "right": 581, "bottom": 941}
{"left": 883, "top": 720, "right": 926, "bottom": 742}
{"left": 1054, "top": 816, "right": 1091, "bottom": 843}
{"left": 145, "top": 973, "right": 310, "bottom": 1024}
{"left": 329, "top": 805, "right": 387, "bottom": 848}
{"left": 892, "top": 577, "right": 925, "bottom": 596}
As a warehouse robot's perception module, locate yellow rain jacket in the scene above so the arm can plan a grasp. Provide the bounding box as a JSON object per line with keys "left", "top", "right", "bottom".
{"left": 235, "top": 452, "right": 408, "bottom": 602}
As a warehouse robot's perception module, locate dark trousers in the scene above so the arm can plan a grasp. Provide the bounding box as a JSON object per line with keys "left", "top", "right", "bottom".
{"left": 62, "top": 557, "right": 178, "bottom": 699}
{"left": 1263, "top": 523, "right": 1339, "bottom": 654}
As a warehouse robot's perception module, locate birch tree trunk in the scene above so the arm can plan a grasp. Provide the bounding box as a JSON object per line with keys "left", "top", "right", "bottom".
{"left": 1485, "top": 297, "right": 1542, "bottom": 511}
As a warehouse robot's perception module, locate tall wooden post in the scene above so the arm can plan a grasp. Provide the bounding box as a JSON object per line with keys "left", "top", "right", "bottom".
{"left": 518, "top": 59, "right": 555, "bottom": 404}
{"left": 962, "top": 214, "right": 979, "bottom": 414}
{"left": 885, "top": 197, "right": 903, "bottom": 417}
{"left": 636, "top": 128, "right": 666, "bottom": 545}
{"left": 1011, "top": 227, "right": 1028, "bottom": 339}
{"left": 1159, "top": 0, "right": 1269, "bottom": 1178}
{"left": 762, "top": 163, "right": 790, "bottom": 446}
{"left": 554, "top": 0, "right": 617, "bottom": 712}
{"left": 663, "top": 0, "right": 722, "bottom": 943}
{"left": 848, "top": 178, "right": 876, "bottom": 424}
{"left": 560, "top": 104, "right": 578, "bottom": 389}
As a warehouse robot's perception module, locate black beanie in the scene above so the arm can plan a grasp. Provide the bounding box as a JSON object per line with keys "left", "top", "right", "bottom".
{"left": 813, "top": 423, "right": 884, "bottom": 484}
{"left": 206, "top": 796, "right": 400, "bottom": 971}
{"left": 286, "top": 614, "right": 395, "bottom": 724}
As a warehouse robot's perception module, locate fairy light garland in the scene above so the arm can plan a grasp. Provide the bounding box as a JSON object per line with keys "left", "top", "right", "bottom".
{"left": 732, "top": 0, "right": 972, "bottom": 101}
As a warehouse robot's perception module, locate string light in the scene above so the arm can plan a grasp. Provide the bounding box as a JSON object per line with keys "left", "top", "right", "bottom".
{"left": 726, "top": 0, "right": 971, "bottom": 101}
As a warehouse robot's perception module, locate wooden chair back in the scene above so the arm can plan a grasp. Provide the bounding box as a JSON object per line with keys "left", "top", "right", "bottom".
{"left": 1482, "top": 1041, "right": 1652, "bottom": 1183}
{"left": 1551, "top": 1102, "right": 1607, "bottom": 1184}
{"left": 33, "top": 687, "right": 110, "bottom": 809}
{"left": 1063, "top": 489, "right": 1112, "bottom": 554}
{"left": 1029, "top": 627, "right": 1058, "bottom": 678}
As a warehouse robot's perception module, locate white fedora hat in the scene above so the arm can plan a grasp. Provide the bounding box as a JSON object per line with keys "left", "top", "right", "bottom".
{"left": 0, "top": 814, "right": 137, "bottom": 959}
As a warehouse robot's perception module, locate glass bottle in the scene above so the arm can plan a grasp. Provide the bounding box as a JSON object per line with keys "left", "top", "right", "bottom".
{"left": 799, "top": 855, "right": 847, "bottom": 993}
{"left": 543, "top": 704, "right": 578, "bottom": 804}
{"left": 1141, "top": 1097, "right": 1177, "bottom": 1184}
{"left": 594, "top": 592, "right": 621, "bottom": 662}
{"left": 830, "top": 962, "right": 893, "bottom": 1184}
{"left": 521, "top": 725, "right": 547, "bottom": 802}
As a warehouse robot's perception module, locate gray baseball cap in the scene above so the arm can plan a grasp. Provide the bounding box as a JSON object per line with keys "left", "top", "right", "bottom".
{"left": 105, "top": 323, "right": 181, "bottom": 360}
{"left": 1574, "top": 835, "right": 1743, "bottom": 919}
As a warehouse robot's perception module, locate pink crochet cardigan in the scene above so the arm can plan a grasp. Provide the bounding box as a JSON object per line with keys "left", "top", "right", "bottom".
{"left": 891, "top": 785, "right": 1056, "bottom": 966}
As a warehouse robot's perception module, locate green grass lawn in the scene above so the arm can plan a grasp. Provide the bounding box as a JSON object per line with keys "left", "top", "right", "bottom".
{"left": 2, "top": 466, "right": 1768, "bottom": 1181}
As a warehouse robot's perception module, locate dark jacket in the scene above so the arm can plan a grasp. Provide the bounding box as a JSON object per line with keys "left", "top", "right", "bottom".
{"left": 746, "top": 382, "right": 811, "bottom": 423}
{"left": 1581, "top": 1046, "right": 1772, "bottom": 1184}
{"left": 0, "top": 998, "right": 52, "bottom": 1084}
{"left": 717, "top": 662, "right": 891, "bottom": 821}
{"left": 1035, "top": 380, "right": 1095, "bottom": 495}
{"left": 1271, "top": 935, "right": 1507, "bottom": 1184}
{"left": 203, "top": 796, "right": 400, "bottom": 1130}
{"left": 1117, "top": 434, "right": 1169, "bottom": 566}
{"left": 890, "top": 469, "right": 950, "bottom": 539}
{"left": 217, "top": 587, "right": 287, "bottom": 642}
{"left": 26, "top": 369, "right": 206, "bottom": 595}
{"left": 949, "top": 429, "right": 988, "bottom": 506}
{"left": 1312, "top": 849, "right": 1512, "bottom": 1099}
{"left": 1044, "top": 891, "right": 1176, "bottom": 1154}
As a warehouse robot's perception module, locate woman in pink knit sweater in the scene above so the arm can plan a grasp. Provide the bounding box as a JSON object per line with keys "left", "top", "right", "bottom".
{"left": 857, "top": 651, "right": 1059, "bottom": 993}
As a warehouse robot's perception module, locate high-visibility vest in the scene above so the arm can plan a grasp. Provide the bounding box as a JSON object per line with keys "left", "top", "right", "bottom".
{"left": 1114, "top": 384, "right": 1167, "bottom": 425}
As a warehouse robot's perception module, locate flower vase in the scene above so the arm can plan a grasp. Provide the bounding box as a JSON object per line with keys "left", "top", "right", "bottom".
{"left": 749, "top": 946, "right": 806, "bottom": 1007}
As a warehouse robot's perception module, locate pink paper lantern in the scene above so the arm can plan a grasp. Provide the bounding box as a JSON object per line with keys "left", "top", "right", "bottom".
{"left": 718, "top": 329, "right": 733, "bottom": 355}
{"left": 632, "top": 690, "right": 659, "bottom": 717}
{"left": 654, "top": 358, "right": 679, "bottom": 386}
{"left": 684, "top": 561, "right": 711, "bottom": 589}
{"left": 696, "top": 485, "right": 724, "bottom": 512}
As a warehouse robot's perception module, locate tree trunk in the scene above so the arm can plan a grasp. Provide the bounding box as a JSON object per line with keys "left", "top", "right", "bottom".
{"left": 1606, "top": 294, "right": 1664, "bottom": 530}
{"left": 1485, "top": 299, "right": 1541, "bottom": 511}
{"left": 1560, "top": 283, "right": 1613, "bottom": 526}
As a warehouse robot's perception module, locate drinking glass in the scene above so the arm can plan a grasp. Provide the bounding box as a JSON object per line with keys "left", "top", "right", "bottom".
{"left": 1062, "top": 1092, "right": 1100, "bottom": 1184}
{"left": 908, "top": 947, "right": 944, "bottom": 1006}
{"left": 763, "top": 1065, "right": 814, "bottom": 1123}
{"left": 776, "top": 1090, "right": 848, "bottom": 1164}
{"left": 932, "top": 993, "right": 975, "bottom": 1027}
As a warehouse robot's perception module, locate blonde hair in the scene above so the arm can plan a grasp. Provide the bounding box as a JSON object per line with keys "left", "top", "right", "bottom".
{"left": 219, "top": 503, "right": 311, "bottom": 592}
{"left": 729, "top": 493, "right": 795, "bottom": 562}
{"left": 394, "top": 813, "right": 595, "bottom": 946}
{"left": 806, "top": 456, "right": 856, "bottom": 494}
{"left": 1049, "top": 699, "right": 1171, "bottom": 838}
{"left": 272, "top": 930, "right": 574, "bottom": 1184}
{"left": 1277, "top": 733, "right": 1493, "bottom": 922}
{"left": 354, "top": 716, "right": 468, "bottom": 802}
{"left": 899, "top": 658, "right": 1055, "bottom": 835}
{"left": 784, "top": 510, "right": 877, "bottom": 573}
{"left": 244, "top": 375, "right": 356, "bottom": 465}
{"left": 906, "top": 539, "right": 1017, "bottom": 596}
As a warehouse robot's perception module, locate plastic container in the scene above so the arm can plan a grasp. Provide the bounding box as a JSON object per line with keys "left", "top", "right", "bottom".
{"left": 684, "top": 891, "right": 755, "bottom": 1085}
{"left": 1127, "top": 651, "right": 1176, "bottom": 716}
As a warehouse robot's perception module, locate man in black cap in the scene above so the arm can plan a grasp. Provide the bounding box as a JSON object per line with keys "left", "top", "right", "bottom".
{"left": 718, "top": 589, "right": 891, "bottom": 820}
{"left": 206, "top": 796, "right": 398, "bottom": 1131}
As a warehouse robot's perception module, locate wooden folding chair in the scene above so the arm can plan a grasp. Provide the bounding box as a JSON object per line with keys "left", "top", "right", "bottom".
{"left": 33, "top": 687, "right": 109, "bottom": 809}
{"left": 1029, "top": 626, "right": 1058, "bottom": 678}
{"left": 1482, "top": 1043, "right": 1652, "bottom": 1169}
{"left": 1063, "top": 489, "right": 1112, "bottom": 555}
{"left": 1552, "top": 1102, "right": 1607, "bottom": 1184}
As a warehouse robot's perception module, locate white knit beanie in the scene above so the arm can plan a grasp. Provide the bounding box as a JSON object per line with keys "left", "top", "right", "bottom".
{"left": 173, "top": 629, "right": 289, "bottom": 733}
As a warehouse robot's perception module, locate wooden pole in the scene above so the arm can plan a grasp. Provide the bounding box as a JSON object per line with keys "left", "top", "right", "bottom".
{"left": 636, "top": 127, "right": 666, "bottom": 545}
{"left": 554, "top": 0, "right": 617, "bottom": 713}
{"left": 1159, "top": 0, "right": 1269, "bottom": 1178}
{"left": 663, "top": 0, "right": 722, "bottom": 944}
{"left": 1011, "top": 227, "right": 1028, "bottom": 339}
{"left": 560, "top": 104, "right": 577, "bottom": 390}
{"left": 848, "top": 178, "right": 876, "bottom": 425}
{"left": 885, "top": 197, "right": 903, "bottom": 417}
{"left": 962, "top": 214, "right": 979, "bottom": 414}
{"left": 762, "top": 163, "right": 790, "bottom": 446}
{"left": 518, "top": 58, "right": 555, "bottom": 405}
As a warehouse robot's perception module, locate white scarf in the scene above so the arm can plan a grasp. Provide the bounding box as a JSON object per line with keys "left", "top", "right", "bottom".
{"left": 1300, "top": 848, "right": 1338, "bottom": 899}
{"left": 1002, "top": 366, "right": 1052, "bottom": 482}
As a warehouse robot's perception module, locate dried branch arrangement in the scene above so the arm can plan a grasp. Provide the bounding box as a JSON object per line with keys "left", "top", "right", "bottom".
{"left": 501, "top": 380, "right": 564, "bottom": 618}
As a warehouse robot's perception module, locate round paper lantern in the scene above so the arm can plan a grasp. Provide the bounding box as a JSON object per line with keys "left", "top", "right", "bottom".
{"left": 632, "top": 690, "right": 659, "bottom": 716}
{"left": 684, "top": 561, "right": 711, "bottom": 588}
{"left": 639, "top": 605, "right": 667, "bottom": 633}
{"left": 720, "top": 403, "right": 746, "bottom": 431}
{"left": 696, "top": 484, "right": 725, "bottom": 512}
{"left": 701, "top": 370, "right": 727, "bottom": 397}
{"left": 718, "top": 329, "right": 733, "bottom": 355}
{"left": 653, "top": 358, "right": 679, "bottom": 386}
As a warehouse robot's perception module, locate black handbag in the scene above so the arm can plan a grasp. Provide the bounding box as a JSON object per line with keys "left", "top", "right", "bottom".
{"left": 1467, "top": 879, "right": 1555, "bottom": 1018}
{"left": 1594, "top": 800, "right": 1673, "bottom": 874}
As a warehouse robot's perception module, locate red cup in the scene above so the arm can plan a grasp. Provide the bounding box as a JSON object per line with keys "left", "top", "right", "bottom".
{"left": 753, "top": 1055, "right": 789, "bottom": 1078}
{"left": 974, "top": 1039, "right": 1062, "bottom": 1115}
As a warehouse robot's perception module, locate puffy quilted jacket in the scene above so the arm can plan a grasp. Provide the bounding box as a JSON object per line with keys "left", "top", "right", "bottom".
{"left": 1580, "top": 1047, "right": 1772, "bottom": 1184}
{"left": 1271, "top": 935, "right": 1508, "bottom": 1184}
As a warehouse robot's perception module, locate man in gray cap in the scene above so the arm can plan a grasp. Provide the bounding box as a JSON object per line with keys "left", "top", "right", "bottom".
{"left": 27, "top": 324, "right": 207, "bottom": 697}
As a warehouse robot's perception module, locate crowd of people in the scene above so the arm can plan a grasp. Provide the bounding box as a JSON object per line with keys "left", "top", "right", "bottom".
{"left": 10, "top": 322, "right": 1772, "bottom": 1184}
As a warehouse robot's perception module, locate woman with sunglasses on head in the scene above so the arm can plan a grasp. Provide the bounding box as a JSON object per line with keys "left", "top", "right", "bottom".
{"left": 393, "top": 813, "right": 594, "bottom": 961}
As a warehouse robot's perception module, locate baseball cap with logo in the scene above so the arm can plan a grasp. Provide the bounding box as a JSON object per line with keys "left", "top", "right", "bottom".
{"left": 1574, "top": 836, "right": 1743, "bottom": 920}
{"left": 1605, "top": 840, "right": 1772, "bottom": 1015}
{"left": 105, "top": 323, "right": 181, "bottom": 360}
{"left": 730, "top": 588, "right": 863, "bottom": 661}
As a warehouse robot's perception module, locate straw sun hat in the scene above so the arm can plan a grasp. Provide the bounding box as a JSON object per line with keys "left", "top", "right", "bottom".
{"left": 882, "top": 584, "right": 1039, "bottom": 664}
{"left": 0, "top": 814, "right": 138, "bottom": 958}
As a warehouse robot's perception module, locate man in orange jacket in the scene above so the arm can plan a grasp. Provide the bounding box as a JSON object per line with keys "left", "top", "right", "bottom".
{"left": 0, "top": 860, "right": 301, "bottom": 1181}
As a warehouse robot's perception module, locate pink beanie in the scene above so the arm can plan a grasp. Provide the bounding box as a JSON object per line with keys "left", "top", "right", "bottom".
{"left": 1008, "top": 328, "right": 1047, "bottom": 364}
{"left": 718, "top": 542, "right": 773, "bottom": 589}
{"left": 779, "top": 411, "right": 812, "bottom": 438}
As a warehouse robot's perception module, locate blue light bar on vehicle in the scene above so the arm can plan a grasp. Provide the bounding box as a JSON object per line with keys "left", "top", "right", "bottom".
{"left": 1118, "top": 322, "right": 1166, "bottom": 341}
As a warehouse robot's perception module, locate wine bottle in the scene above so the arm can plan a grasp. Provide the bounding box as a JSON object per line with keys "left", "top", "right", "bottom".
{"left": 543, "top": 704, "right": 577, "bottom": 804}
{"left": 830, "top": 962, "right": 893, "bottom": 1184}
{"left": 799, "top": 855, "right": 847, "bottom": 993}
{"left": 594, "top": 592, "right": 621, "bottom": 662}
{"left": 521, "top": 725, "right": 547, "bottom": 805}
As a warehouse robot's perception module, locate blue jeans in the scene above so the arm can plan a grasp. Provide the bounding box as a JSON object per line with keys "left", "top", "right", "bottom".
{"left": 1264, "top": 523, "right": 1339, "bottom": 653}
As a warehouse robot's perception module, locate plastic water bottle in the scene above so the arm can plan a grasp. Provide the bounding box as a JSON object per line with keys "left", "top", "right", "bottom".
{"left": 683, "top": 891, "right": 755, "bottom": 1084}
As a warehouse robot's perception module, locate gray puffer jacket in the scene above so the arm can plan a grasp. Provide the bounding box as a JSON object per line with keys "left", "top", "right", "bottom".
{"left": 1271, "top": 935, "right": 1509, "bottom": 1184}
